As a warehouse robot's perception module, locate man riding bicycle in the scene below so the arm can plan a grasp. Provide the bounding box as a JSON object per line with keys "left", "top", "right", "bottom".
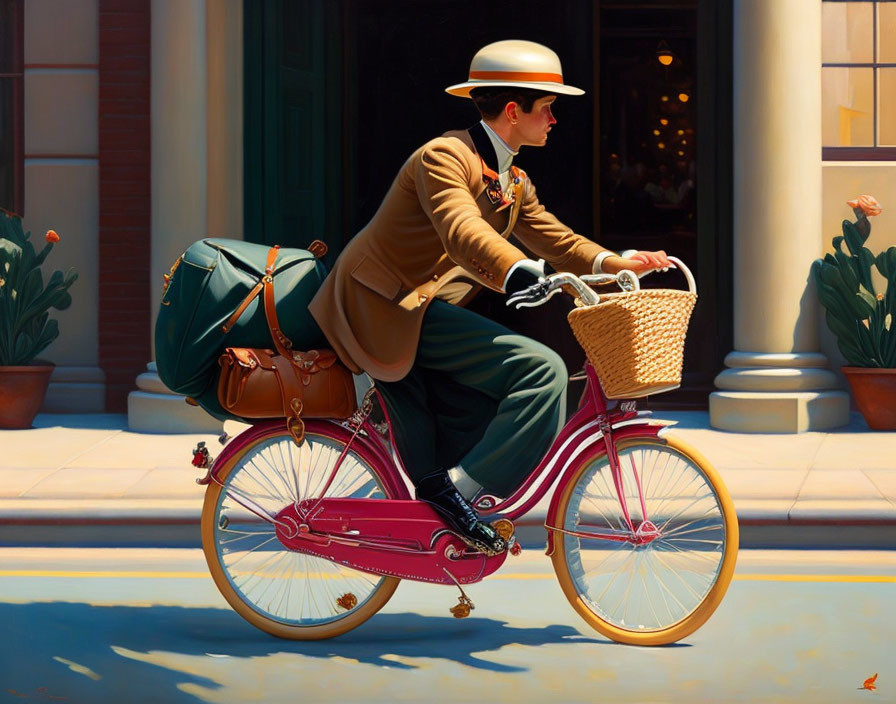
{"left": 309, "top": 40, "right": 671, "bottom": 555}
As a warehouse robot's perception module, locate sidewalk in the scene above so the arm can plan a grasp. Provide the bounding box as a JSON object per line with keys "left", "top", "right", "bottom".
{"left": 1, "top": 411, "right": 894, "bottom": 549}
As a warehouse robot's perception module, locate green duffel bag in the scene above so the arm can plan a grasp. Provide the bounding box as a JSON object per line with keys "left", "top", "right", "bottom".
{"left": 154, "top": 238, "right": 329, "bottom": 420}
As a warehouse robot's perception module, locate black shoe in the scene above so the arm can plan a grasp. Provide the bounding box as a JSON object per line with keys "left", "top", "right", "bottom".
{"left": 415, "top": 472, "right": 507, "bottom": 556}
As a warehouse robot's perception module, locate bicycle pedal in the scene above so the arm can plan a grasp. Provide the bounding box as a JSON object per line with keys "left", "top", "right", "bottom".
{"left": 450, "top": 595, "right": 475, "bottom": 619}
{"left": 336, "top": 593, "right": 357, "bottom": 610}
{"left": 491, "top": 518, "right": 515, "bottom": 541}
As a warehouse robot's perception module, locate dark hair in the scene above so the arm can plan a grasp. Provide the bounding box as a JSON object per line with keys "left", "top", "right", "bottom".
{"left": 469, "top": 87, "right": 553, "bottom": 120}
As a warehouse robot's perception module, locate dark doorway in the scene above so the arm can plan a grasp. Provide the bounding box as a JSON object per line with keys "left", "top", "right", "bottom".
{"left": 244, "top": 0, "right": 732, "bottom": 409}
{"left": 343, "top": 0, "right": 595, "bottom": 243}
{"left": 597, "top": 1, "right": 732, "bottom": 408}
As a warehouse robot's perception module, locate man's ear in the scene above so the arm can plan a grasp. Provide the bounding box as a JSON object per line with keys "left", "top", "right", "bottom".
{"left": 504, "top": 101, "right": 519, "bottom": 123}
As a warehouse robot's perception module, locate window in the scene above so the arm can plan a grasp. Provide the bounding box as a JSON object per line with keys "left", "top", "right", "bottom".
{"left": 822, "top": 0, "right": 896, "bottom": 159}
{"left": 0, "top": 0, "right": 24, "bottom": 213}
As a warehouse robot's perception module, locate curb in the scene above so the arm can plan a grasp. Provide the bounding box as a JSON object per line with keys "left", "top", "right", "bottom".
{"left": 2, "top": 502, "right": 895, "bottom": 550}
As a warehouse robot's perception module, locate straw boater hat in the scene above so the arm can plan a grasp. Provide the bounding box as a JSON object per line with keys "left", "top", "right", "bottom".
{"left": 445, "top": 40, "right": 585, "bottom": 98}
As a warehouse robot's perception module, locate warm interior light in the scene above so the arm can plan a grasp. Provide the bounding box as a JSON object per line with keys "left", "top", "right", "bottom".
{"left": 661, "top": 95, "right": 669, "bottom": 102}
{"left": 677, "top": 150, "right": 685, "bottom": 156}
{"left": 678, "top": 92, "right": 690, "bottom": 103}
{"left": 660, "top": 118, "right": 669, "bottom": 126}
{"left": 681, "top": 139, "right": 687, "bottom": 145}
{"left": 677, "top": 129, "right": 684, "bottom": 135}
{"left": 653, "top": 129, "right": 661, "bottom": 136}
{"left": 656, "top": 41, "right": 674, "bottom": 66}
{"left": 658, "top": 142, "right": 666, "bottom": 149}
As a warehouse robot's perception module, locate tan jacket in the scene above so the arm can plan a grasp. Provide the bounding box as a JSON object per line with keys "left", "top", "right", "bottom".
{"left": 308, "top": 128, "right": 606, "bottom": 381}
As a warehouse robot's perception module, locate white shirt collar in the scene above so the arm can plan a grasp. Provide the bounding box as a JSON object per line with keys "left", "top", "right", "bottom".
{"left": 479, "top": 120, "right": 517, "bottom": 175}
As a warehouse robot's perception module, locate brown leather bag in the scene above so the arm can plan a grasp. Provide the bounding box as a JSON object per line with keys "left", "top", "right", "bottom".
{"left": 218, "top": 347, "right": 357, "bottom": 441}
{"left": 215, "top": 244, "right": 357, "bottom": 444}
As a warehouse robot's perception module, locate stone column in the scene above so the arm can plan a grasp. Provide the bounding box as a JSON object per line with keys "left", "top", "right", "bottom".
{"left": 128, "top": 0, "right": 216, "bottom": 432}
{"left": 710, "top": 0, "right": 850, "bottom": 432}
{"left": 128, "top": 0, "right": 244, "bottom": 432}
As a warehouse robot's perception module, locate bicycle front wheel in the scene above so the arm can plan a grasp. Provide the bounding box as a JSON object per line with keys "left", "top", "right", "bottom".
{"left": 551, "top": 434, "right": 738, "bottom": 645}
{"left": 201, "top": 425, "right": 401, "bottom": 640}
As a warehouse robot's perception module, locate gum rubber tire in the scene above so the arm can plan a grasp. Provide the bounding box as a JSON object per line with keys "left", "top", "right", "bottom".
{"left": 202, "top": 426, "right": 400, "bottom": 640}
{"left": 550, "top": 434, "right": 739, "bottom": 646}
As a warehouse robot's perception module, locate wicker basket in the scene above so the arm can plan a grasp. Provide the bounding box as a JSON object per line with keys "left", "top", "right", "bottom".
{"left": 567, "top": 288, "right": 697, "bottom": 399}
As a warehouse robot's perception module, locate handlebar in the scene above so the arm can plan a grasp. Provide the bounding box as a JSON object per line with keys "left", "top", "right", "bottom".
{"left": 506, "top": 256, "right": 696, "bottom": 309}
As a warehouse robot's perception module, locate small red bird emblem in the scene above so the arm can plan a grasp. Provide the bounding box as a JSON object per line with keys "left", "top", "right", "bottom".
{"left": 860, "top": 674, "right": 878, "bottom": 692}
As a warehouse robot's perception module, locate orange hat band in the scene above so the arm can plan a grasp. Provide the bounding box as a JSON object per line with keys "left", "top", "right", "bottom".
{"left": 468, "top": 70, "right": 564, "bottom": 83}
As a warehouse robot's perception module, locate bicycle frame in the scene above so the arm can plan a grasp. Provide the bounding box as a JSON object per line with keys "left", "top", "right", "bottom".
{"left": 206, "top": 362, "right": 675, "bottom": 560}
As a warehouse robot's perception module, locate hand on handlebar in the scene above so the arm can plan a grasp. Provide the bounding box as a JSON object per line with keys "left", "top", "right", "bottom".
{"left": 606, "top": 250, "right": 672, "bottom": 276}
{"left": 504, "top": 259, "right": 561, "bottom": 308}
{"left": 506, "top": 255, "right": 695, "bottom": 310}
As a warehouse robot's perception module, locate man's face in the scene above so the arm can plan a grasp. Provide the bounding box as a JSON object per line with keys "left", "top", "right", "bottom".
{"left": 514, "top": 95, "right": 557, "bottom": 147}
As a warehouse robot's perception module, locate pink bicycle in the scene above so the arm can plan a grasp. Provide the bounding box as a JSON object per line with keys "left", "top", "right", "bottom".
{"left": 195, "top": 261, "right": 739, "bottom": 646}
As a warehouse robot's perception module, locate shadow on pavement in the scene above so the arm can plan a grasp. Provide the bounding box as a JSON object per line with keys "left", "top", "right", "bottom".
{"left": 1, "top": 601, "right": 606, "bottom": 703}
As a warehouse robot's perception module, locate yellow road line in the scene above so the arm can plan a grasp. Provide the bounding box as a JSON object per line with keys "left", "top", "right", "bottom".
{"left": 733, "top": 574, "right": 896, "bottom": 583}
{"left": 0, "top": 570, "right": 894, "bottom": 583}
{"left": 0, "top": 570, "right": 209, "bottom": 579}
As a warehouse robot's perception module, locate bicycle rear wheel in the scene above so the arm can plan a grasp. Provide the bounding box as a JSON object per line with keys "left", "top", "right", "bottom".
{"left": 551, "top": 434, "right": 738, "bottom": 645}
{"left": 202, "top": 425, "right": 401, "bottom": 640}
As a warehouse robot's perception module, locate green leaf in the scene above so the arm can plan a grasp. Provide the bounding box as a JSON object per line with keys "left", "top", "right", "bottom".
{"left": 20, "top": 268, "right": 44, "bottom": 309}
{"left": 855, "top": 212, "right": 871, "bottom": 240}
{"left": 875, "top": 247, "right": 896, "bottom": 281}
{"left": 33, "top": 242, "right": 53, "bottom": 268}
{"left": 816, "top": 279, "right": 845, "bottom": 315}
{"left": 12, "top": 331, "right": 33, "bottom": 365}
{"left": 818, "top": 261, "right": 846, "bottom": 288}
{"left": 854, "top": 320, "right": 879, "bottom": 364}
{"left": 858, "top": 248, "right": 876, "bottom": 292}
{"left": 824, "top": 307, "right": 859, "bottom": 342}
{"left": 842, "top": 220, "right": 864, "bottom": 255}
{"left": 857, "top": 286, "right": 877, "bottom": 312}
{"left": 880, "top": 325, "right": 895, "bottom": 367}
{"left": 833, "top": 251, "right": 859, "bottom": 291}
{"left": 836, "top": 335, "right": 870, "bottom": 367}
{"left": 29, "top": 317, "right": 58, "bottom": 360}
{"left": 53, "top": 291, "right": 72, "bottom": 311}
{"left": 832, "top": 235, "right": 845, "bottom": 253}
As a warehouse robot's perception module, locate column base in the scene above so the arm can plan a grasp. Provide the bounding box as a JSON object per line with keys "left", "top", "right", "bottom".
{"left": 42, "top": 366, "right": 106, "bottom": 413}
{"left": 709, "top": 390, "right": 850, "bottom": 432}
{"left": 127, "top": 362, "right": 223, "bottom": 434}
{"left": 710, "top": 351, "right": 850, "bottom": 432}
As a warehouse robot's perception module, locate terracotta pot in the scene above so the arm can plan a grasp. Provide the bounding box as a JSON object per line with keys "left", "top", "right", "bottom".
{"left": 0, "top": 363, "right": 54, "bottom": 429}
{"left": 842, "top": 366, "right": 896, "bottom": 431}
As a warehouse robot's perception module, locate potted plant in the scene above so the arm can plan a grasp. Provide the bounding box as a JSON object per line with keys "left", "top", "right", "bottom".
{"left": 0, "top": 209, "right": 78, "bottom": 428}
{"left": 812, "top": 195, "right": 896, "bottom": 430}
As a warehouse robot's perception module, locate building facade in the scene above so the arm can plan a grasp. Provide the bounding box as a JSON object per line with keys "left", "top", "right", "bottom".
{"left": 3, "top": 0, "right": 893, "bottom": 433}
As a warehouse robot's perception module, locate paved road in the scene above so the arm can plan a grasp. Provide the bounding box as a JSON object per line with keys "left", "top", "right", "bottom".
{"left": 0, "top": 548, "right": 893, "bottom": 704}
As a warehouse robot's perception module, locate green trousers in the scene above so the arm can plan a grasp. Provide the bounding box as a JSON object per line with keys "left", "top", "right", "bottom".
{"left": 376, "top": 299, "right": 567, "bottom": 497}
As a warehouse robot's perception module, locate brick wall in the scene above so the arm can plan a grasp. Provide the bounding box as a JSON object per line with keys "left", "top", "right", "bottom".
{"left": 98, "top": 0, "right": 151, "bottom": 411}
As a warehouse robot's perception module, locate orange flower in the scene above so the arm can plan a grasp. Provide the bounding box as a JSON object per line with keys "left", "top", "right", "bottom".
{"left": 846, "top": 195, "right": 882, "bottom": 217}
{"left": 45, "top": 229, "right": 60, "bottom": 243}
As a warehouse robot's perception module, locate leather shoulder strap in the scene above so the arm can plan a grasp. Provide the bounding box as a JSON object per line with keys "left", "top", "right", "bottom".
{"left": 261, "top": 246, "right": 295, "bottom": 359}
